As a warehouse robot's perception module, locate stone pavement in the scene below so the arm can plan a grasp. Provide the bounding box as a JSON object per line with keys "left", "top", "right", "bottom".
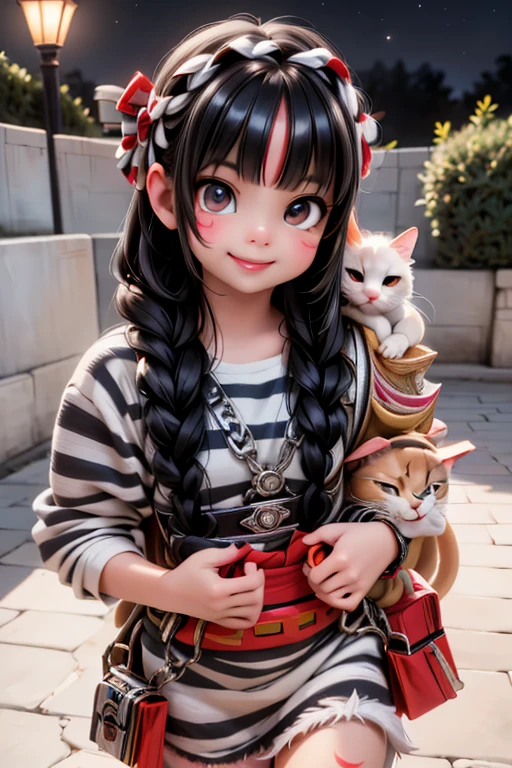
{"left": 1, "top": 378, "right": 512, "bottom": 768}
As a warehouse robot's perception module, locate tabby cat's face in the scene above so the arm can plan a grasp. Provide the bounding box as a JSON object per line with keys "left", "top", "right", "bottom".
{"left": 347, "top": 445, "right": 449, "bottom": 538}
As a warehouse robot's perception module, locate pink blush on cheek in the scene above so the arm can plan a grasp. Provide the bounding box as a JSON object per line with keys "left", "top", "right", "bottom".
{"left": 195, "top": 210, "right": 229, "bottom": 243}
{"left": 299, "top": 238, "right": 318, "bottom": 250}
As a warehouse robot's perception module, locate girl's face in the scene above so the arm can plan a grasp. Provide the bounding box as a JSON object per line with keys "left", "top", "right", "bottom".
{"left": 189, "top": 101, "right": 334, "bottom": 296}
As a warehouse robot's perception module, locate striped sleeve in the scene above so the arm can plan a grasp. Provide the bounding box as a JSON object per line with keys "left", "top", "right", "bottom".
{"left": 31, "top": 329, "right": 155, "bottom": 606}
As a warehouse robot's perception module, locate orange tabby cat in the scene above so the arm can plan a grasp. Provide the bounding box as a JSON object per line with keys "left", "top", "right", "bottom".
{"left": 343, "top": 434, "right": 475, "bottom": 607}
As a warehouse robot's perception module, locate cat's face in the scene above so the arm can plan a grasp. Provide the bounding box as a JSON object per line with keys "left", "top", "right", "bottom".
{"left": 347, "top": 444, "right": 449, "bottom": 538}
{"left": 342, "top": 229, "right": 416, "bottom": 315}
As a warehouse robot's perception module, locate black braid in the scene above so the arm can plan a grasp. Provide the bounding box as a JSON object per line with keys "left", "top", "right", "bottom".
{"left": 113, "top": 195, "right": 212, "bottom": 537}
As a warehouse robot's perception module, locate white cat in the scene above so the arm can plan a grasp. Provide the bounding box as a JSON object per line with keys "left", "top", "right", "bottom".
{"left": 341, "top": 227, "right": 425, "bottom": 359}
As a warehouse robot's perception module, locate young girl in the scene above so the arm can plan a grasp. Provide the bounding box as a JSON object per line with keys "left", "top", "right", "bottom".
{"left": 32, "top": 14, "right": 440, "bottom": 768}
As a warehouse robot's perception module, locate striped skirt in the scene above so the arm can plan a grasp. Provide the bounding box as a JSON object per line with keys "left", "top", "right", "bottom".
{"left": 141, "top": 617, "right": 417, "bottom": 767}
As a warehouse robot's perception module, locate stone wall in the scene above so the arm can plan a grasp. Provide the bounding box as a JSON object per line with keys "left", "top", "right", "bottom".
{"left": 0, "top": 123, "right": 434, "bottom": 263}
{"left": 0, "top": 236, "right": 99, "bottom": 463}
{"left": 357, "top": 147, "right": 436, "bottom": 267}
{"left": 492, "top": 270, "right": 512, "bottom": 367}
{"left": 0, "top": 124, "right": 131, "bottom": 237}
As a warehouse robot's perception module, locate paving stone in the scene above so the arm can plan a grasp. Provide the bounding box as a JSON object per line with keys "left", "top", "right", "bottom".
{"left": 451, "top": 525, "right": 494, "bottom": 543}
{"left": 447, "top": 485, "right": 470, "bottom": 503}
{"left": 0, "top": 642, "right": 77, "bottom": 709}
{"left": 466, "top": 488, "right": 512, "bottom": 505}
{"left": 446, "top": 628, "right": 512, "bottom": 671}
{"left": 0, "top": 607, "right": 19, "bottom": 626}
{"left": 441, "top": 594, "right": 512, "bottom": 633}
{"left": 0, "top": 610, "right": 104, "bottom": 650}
{"left": 454, "top": 762, "right": 512, "bottom": 768}
{"left": 437, "top": 396, "right": 485, "bottom": 406}
{"left": 0, "top": 565, "right": 108, "bottom": 616}
{"left": 458, "top": 544, "right": 512, "bottom": 568}
{"left": 73, "top": 608, "right": 117, "bottom": 670}
{"left": 399, "top": 759, "right": 451, "bottom": 768}
{"left": 478, "top": 394, "right": 512, "bottom": 403}
{"left": 60, "top": 716, "right": 99, "bottom": 751}
{"left": 469, "top": 422, "right": 512, "bottom": 431}
{"left": 442, "top": 413, "right": 488, "bottom": 422}
{"left": 436, "top": 409, "right": 499, "bottom": 420}
{"left": 404, "top": 670, "right": 512, "bottom": 760}
{"left": 0, "top": 456, "right": 50, "bottom": 485}
{"left": 0, "top": 505, "right": 38, "bottom": 529}
{"left": 487, "top": 525, "right": 512, "bottom": 545}
{"left": 446, "top": 505, "right": 496, "bottom": 524}
{"left": 449, "top": 464, "right": 510, "bottom": 476}
{"left": 52, "top": 750, "right": 123, "bottom": 767}
{"left": 0, "top": 708, "right": 70, "bottom": 768}
{"left": 452, "top": 566, "right": 512, "bottom": 599}
{"left": 485, "top": 413, "right": 512, "bottom": 422}
{"left": 491, "top": 508, "right": 512, "bottom": 524}
{"left": 0, "top": 483, "right": 48, "bottom": 508}
{"left": 0, "top": 528, "right": 31, "bottom": 556}
{"left": 0, "top": 539, "right": 44, "bottom": 566}
{"left": 453, "top": 760, "right": 512, "bottom": 768}
{"left": 41, "top": 666, "right": 102, "bottom": 717}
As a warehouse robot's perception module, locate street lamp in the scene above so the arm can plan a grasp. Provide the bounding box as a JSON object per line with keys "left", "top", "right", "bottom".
{"left": 17, "top": 0, "right": 78, "bottom": 234}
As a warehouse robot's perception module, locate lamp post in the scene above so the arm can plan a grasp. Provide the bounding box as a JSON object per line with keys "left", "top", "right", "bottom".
{"left": 17, "top": 0, "right": 78, "bottom": 235}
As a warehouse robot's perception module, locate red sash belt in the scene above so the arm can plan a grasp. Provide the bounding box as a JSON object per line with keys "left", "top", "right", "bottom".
{"left": 175, "top": 531, "right": 341, "bottom": 651}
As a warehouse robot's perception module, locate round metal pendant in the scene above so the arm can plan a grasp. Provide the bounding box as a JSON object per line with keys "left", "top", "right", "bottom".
{"left": 255, "top": 470, "right": 285, "bottom": 496}
{"left": 240, "top": 504, "right": 291, "bottom": 533}
{"left": 257, "top": 507, "right": 280, "bottom": 529}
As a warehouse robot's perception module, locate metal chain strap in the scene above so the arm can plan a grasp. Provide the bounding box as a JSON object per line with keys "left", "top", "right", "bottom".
{"left": 205, "top": 373, "right": 303, "bottom": 502}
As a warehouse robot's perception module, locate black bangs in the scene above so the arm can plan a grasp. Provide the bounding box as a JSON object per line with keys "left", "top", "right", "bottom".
{"left": 171, "top": 59, "right": 354, "bottom": 246}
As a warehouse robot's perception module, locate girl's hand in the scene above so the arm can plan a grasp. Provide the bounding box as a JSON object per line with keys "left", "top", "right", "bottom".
{"left": 158, "top": 544, "right": 265, "bottom": 629}
{"left": 302, "top": 522, "right": 399, "bottom": 612}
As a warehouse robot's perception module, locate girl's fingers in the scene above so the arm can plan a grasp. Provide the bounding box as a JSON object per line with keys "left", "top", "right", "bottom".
{"left": 315, "top": 572, "right": 354, "bottom": 596}
{"left": 217, "top": 616, "right": 259, "bottom": 630}
{"left": 225, "top": 565, "right": 264, "bottom": 595}
{"left": 306, "top": 553, "right": 349, "bottom": 586}
{"left": 223, "top": 588, "right": 264, "bottom": 610}
{"left": 328, "top": 588, "right": 363, "bottom": 612}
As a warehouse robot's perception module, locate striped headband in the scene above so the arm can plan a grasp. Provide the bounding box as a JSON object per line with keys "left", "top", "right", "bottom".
{"left": 115, "top": 35, "right": 380, "bottom": 190}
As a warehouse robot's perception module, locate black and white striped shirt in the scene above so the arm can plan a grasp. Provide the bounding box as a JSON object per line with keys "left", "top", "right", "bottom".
{"left": 32, "top": 325, "right": 324, "bottom": 605}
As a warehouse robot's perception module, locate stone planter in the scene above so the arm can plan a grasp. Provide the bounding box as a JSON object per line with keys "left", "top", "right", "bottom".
{"left": 492, "top": 270, "right": 512, "bottom": 367}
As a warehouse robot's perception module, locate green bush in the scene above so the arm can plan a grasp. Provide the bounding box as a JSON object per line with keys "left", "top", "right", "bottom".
{"left": 0, "top": 51, "right": 101, "bottom": 137}
{"left": 418, "top": 98, "right": 512, "bottom": 269}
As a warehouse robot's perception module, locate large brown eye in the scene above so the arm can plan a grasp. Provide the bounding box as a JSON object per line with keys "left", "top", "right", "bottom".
{"left": 346, "top": 268, "right": 364, "bottom": 283}
{"left": 197, "top": 182, "right": 236, "bottom": 214}
{"left": 383, "top": 275, "right": 401, "bottom": 287}
{"left": 284, "top": 198, "right": 325, "bottom": 230}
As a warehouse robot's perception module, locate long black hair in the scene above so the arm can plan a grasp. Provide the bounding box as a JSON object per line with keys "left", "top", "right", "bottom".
{"left": 112, "top": 14, "right": 371, "bottom": 536}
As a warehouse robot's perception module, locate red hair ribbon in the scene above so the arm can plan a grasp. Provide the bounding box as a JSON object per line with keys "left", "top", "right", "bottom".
{"left": 116, "top": 71, "right": 158, "bottom": 186}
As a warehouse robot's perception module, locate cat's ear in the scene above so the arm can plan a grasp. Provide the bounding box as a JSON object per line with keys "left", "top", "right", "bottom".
{"left": 389, "top": 227, "right": 419, "bottom": 261}
{"left": 436, "top": 440, "right": 476, "bottom": 471}
{"left": 345, "top": 437, "right": 392, "bottom": 465}
{"left": 347, "top": 209, "right": 363, "bottom": 247}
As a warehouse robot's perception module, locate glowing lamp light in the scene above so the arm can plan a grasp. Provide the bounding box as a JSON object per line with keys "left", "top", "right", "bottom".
{"left": 17, "top": 0, "right": 78, "bottom": 48}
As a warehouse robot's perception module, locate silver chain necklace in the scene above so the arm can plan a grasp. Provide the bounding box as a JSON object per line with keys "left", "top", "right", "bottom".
{"left": 205, "top": 373, "right": 303, "bottom": 504}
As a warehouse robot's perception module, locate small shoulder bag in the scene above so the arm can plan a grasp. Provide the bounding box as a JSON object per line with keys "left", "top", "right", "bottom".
{"left": 90, "top": 605, "right": 206, "bottom": 768}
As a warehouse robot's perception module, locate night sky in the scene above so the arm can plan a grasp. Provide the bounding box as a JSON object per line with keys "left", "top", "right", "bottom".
{"left": 1, "top": 0, "right": 509, "bottom": 98}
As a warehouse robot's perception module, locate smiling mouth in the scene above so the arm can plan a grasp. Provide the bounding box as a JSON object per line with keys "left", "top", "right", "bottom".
{"left": 228, "top": 253, "right": 274, "bottom": 270}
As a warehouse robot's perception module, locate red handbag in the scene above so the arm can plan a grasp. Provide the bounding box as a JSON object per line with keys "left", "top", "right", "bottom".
{"left": 339, "top": 568, "right": 464, "bottom": 720}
